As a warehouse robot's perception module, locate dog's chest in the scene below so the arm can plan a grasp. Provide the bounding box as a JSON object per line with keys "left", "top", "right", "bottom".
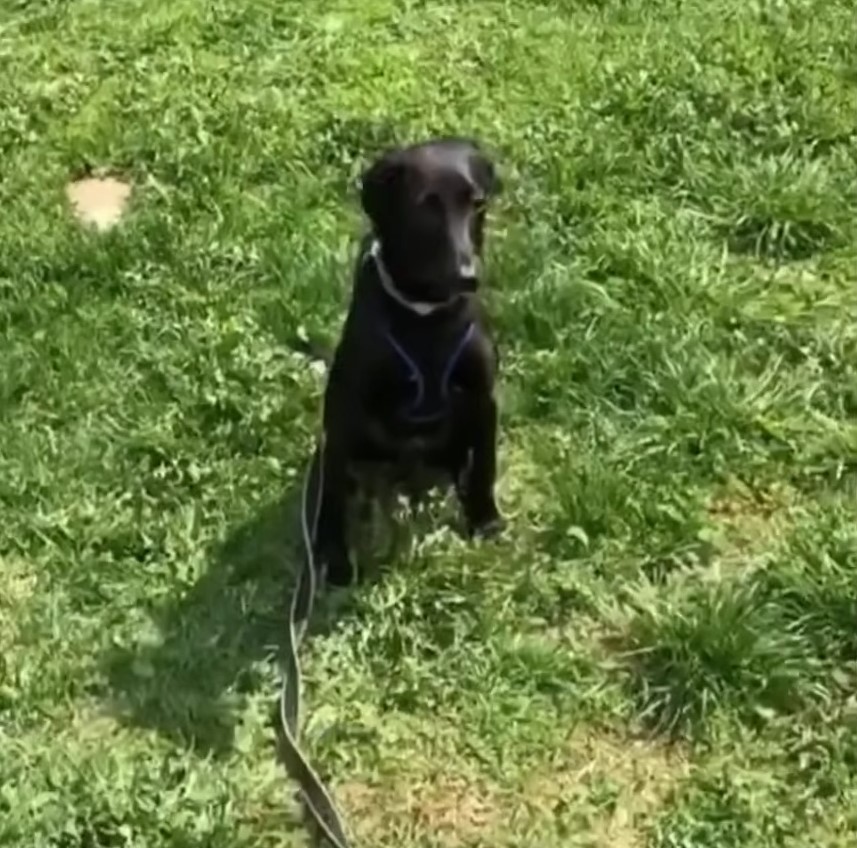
{"left": 367, "top": 322, "right": 473, "bottom": 453}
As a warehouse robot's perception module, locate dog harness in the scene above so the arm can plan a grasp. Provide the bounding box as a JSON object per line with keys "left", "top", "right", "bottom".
{"left": 365, "top": 239, "right": 476, "bottom": 424}
{"left": 383, "top": 323, "right": 476, "bottom": 423}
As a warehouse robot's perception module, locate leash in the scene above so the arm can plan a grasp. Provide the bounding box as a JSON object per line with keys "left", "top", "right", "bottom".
{"left": 276, "top": 433, "right": 354, "bottom": 848}
{"left": 276, "top": 241, "right": 474, "bottom": 844}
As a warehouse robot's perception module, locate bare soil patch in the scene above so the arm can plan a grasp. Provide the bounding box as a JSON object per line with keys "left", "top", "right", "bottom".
{"left": 66, "top": 175, "right": 132, "bottom": 231}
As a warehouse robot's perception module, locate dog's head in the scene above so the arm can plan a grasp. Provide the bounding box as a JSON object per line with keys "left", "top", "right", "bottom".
{"left": 360, "top": 138, "right": 501, "bottom": 304}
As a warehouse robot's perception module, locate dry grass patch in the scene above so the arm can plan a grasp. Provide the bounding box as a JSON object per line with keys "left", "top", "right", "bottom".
{"left": 0, "top": 556, "right": 37, "bottom": 650}
{"left": 0, "top": 556, "right": 37, "bottom": 607}
{"left": 337, "top": 728, "right": 686, "bottom": 846}
{"left": 705, "top": 478, "right": 798, "bottom": 560}
{"left": 339, "top": 770, "right": 500, "bottom": 846}
{"left": 496, "top": 430, "right": 557, "bottom": 525}
{"left": 516, "top": 728, "right": 688, "bottom": 847}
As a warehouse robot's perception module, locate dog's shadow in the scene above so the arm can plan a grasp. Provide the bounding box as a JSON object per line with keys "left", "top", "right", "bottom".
{"left": 102, "top": 483, "right": 447, "bottom": 756}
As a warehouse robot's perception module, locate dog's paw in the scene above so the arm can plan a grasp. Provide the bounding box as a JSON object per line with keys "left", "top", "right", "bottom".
{"left": 468, "top": 509, "right": 506, "bottom": 540}
{"left": 324, "top": 547, "right": 356, "bottom": 588}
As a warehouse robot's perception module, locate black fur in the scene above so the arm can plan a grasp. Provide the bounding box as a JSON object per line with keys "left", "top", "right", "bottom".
{"left": 312, "top": 138, "right": 505, "bottom": 586}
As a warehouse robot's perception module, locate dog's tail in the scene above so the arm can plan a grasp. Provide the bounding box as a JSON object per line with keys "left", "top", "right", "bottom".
{"left": 289, "top": 329, "right": 334, "bottom": 367}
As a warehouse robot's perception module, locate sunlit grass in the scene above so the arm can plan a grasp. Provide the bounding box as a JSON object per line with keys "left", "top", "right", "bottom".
{"left": 1, "top": 0, "right": 856, "bottom": 845}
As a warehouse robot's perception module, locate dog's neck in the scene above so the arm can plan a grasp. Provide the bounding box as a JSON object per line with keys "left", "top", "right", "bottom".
{"left": 368, "top": 240, "right": 460, "bottom": 317}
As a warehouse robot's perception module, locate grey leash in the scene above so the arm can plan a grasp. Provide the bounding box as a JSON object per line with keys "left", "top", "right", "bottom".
{"left": 276, "top": 435, "right": 354, "bottom": 848}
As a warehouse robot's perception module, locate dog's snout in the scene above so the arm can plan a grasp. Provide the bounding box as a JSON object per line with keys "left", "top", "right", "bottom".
{"left": 458, "top": 258, "right": 478, "bottom": 279}
{"left": 455, "top": 238, "right": 478, "bottom": 277}
{"left": 450, "top": 217, "right": 478, "bottom": 283}
{"left": 456, "top": 255, "right": 479, "bottom": 291}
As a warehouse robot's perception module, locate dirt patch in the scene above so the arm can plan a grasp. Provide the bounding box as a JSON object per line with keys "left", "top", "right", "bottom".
{"left": 338, "top": 772, "right": 499, "bottom": 845}
{"left": 337, "top": 728, "right": 686, "bottom": 846}
{"left": 705, "top": 478, "right": 796, "bottom": 558}
{"left": 66, "top": 175, "right": 132, "bottom": 231}
{"left": 519, "top": 729, "right": 688, "bottom": 848}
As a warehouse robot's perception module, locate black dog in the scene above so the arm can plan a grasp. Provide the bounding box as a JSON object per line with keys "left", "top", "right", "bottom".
{"left": 311, "top": 137, "right": 505, "bottom": 586}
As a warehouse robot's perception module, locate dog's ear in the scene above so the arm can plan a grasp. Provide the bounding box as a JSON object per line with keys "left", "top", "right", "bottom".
{"left": 360, "top": 150, "right": 407, "bottom": 228}
{"left": 470, "top": 148, "right": 502, "bottom": 198}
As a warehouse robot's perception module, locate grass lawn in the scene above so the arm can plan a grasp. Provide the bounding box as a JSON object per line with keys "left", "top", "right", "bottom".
{"left": 2, "top": 0, "right": 856, "bottom": 845}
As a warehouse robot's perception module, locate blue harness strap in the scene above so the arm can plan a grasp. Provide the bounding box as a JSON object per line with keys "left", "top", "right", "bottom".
{"left": 383, "top": 322, "right": 476, "bottom": 423}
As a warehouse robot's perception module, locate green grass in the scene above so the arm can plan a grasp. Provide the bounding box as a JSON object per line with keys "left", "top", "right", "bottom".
{"left": 2, "top": 0, "right": 856, "bottom": 845}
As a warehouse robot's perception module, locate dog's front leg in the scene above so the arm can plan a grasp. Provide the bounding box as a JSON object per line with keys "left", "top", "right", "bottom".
{"left": 314, "top": 439, "right": 354, "bottom": 586}
{"left": 461, "top": 394, "right": 504, "bottom": 538}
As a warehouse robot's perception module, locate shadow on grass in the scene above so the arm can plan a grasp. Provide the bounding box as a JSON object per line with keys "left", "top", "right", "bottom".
{"left": 101, "top": 481, "right": 427, "bottom": 756}
{"left": 102, "top": 482, "right": 384, "bottom": 756}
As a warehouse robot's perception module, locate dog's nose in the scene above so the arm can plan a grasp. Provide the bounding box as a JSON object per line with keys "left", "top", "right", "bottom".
{"left": 457, "top": 258, "right": 479, "bottom": 290}
{"left": 458, "top": 259, "right": 477, "bottom": 278}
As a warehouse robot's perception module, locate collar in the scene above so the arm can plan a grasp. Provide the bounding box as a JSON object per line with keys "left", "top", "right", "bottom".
{"left": 368, "top": 240, "right": 460, "bottom": 317}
